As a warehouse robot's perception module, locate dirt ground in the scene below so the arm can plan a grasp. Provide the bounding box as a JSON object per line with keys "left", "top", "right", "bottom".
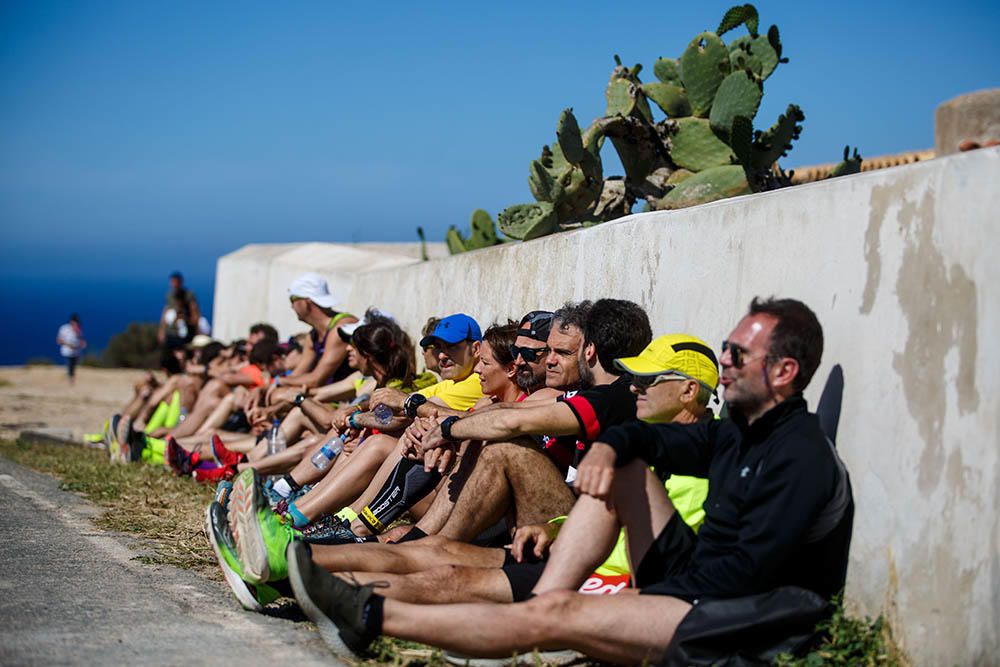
{"left": 0, "top": 365, "right": 148, "bottom": 441}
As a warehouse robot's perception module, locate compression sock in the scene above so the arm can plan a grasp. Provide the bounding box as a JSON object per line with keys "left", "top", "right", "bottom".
{"left": 393, "top": 526, "right": 427, "bottom": 544}
{"left": 164, "top": 391, "right": 182, "bottom": 429}
{"left": 335, "top": 507, "right": 358, "bottom": 523}
{"left": 145, "top": 402, "right": 168, "bottom": 433}
{"left": 272, "top": 474, "right": 301, "bottom": 499}
{"left": 359, "top": 458, "right": 441, "bottom": 534}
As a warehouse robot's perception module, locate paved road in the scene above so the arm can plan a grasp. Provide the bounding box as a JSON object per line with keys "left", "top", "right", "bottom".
{"left": 0, "top": 457, "right": 344, "bottom": 666}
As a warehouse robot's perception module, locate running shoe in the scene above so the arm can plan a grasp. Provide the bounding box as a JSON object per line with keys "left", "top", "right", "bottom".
{"left": 194, "top": 464, "right": 236, "bottom": 485}
{"left": 127, "top": 425, "right": 147, "bottom": 463}
{"left": 116, "top": 416, "right": 133, "bottom": 463}
{"left": 214, "top": 480, "right": 234, "bottom": 508}
{"left": 204, "top": 501, "right": 281, "bottom": 612}
{"left": 286, "top": 540, "right": 382, "bottom": 658}
{"left": 108, "top": 414, "right": 122, "bottom": 463}
{"left": 211, "top": 433, "right": 242, "bottom": 468}
{"left": 442, "top": 649, "right": 584, "bottom": 666}
{"left": 166, "top": 435, "right": 200, "bottom": 475}
{"left": 301, "top": 514, "right": 375, "bottom": 546}
{"left": 229, "top": 469, "right": 301, "bottom": 584}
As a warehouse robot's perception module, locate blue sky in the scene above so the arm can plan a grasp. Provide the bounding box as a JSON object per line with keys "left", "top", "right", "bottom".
{"left": 2, "top": 0, "right": 999, "bottom": 284}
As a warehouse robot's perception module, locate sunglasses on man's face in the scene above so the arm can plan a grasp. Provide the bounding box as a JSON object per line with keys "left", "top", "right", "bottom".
{"left": 289, "top": 296, "right": 304, "bottom": 304}
{"left": 721, "top": 340, "right": 755, "bottom": 369}
{"left": 510, "top": 344, "right": 550, "bottom": 363}
{"left": 628, "top": 373, "right": 689, "bottom": 392}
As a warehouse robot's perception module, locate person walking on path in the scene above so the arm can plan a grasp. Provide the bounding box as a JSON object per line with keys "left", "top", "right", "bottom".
{"left": 56, "top": 313, "right": 86, "bottom": 384}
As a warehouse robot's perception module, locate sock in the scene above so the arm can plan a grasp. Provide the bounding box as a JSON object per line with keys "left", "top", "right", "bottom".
{"left": 362, "top": 594, "right": 385, "bottom": 637}
{"left": 272, "top": 478, "right": 293, "bottom": 498}
{"left": 335, "top": 506, "right": 358, "bottom": 523}
{"left": 287, "top": 501, "right": 311, "bottom": 529}
{"left": 394, "top": 526, "right": 426, "bottom": 544}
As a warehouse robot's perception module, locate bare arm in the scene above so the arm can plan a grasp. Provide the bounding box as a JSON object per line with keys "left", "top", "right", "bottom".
{"left": 282, "top": 331, "right": 351, "bottom": 389}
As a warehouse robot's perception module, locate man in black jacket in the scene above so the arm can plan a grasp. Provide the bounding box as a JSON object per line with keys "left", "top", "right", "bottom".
{"left": 285, "top": 297, "right": 853, "bottom": 665}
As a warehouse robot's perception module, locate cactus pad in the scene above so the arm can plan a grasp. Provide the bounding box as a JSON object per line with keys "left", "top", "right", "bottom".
{"left": 606, "top": 78, "right": 636, "bottom": 117}
{"left": 728, "top": 34, "right": 779, "bottom": 80}
{"left": 653, "top": 58, "right": 682, "bottom": 86}
{"left": 497, "top": 202, "right": 559, "bottom": 241}
{"left": 709, "top": 70, "right": 762, "bottom": 137}
{"left": 670, "top": 117, "right": 737, "bottom": 171}
{"left": 830, "top": 146, "right": 863, "bottom": 178}
{"left": 556, "top": 109, "right": 586, "bottom": 165}
{"left": 641, "top": 83, "right": 692, "bottom": 118}
{"left": 679, "top": 32, "right": 731, "bottom": 117}
{"left": 717, "top": 4, "right": 759, "bottom": 37}
{"left": 752, "top": 103, "right": 804, "bottom": 169}
{"left": 659, "top": 165, "right": 750, "bottom": 209}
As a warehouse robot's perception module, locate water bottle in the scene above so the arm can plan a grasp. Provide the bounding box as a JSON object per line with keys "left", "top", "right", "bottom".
{"left": 267, "top": 419, "right": 287, "bottom": 456}
{"left": 372, "top": 403, "right": 393, "bottom": 427}
{"left": 310, "top": 432, "right": 349, "bottom": 471}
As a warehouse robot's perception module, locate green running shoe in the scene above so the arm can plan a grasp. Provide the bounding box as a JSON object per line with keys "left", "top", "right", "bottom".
{"left": 230, "top": 469, "right": 300, "bottom": 584}
{"left": 205, "top": 502, "right": 281, "bottom": 611}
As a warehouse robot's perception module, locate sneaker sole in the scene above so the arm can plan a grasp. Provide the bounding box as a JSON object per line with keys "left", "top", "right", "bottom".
{"left": 230, "top": 471, "right": 270, "bottom": 584}
{"left": 443, "top": 650, "right": 584, "bottom": 667}
{"left": 204, "top": 504, "right": 264, "bottom": 612}
{"left": 286, "top": 543, "right": 355, "bottom": 658}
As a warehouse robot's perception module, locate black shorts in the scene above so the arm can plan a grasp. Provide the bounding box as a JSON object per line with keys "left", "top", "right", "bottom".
{"left": 635, "top": 512, "right": 698, "bottom": 594}
{"left": 501, "top": 550, "right": 547, "bottom": 602}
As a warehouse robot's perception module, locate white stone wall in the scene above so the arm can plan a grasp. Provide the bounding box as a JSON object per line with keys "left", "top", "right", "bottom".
{"left": 213, "top": 147, "right": 1000, "bottom": 665}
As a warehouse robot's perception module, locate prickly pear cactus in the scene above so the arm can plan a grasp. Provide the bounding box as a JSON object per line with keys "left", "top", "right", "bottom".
{"left": 497, "top": 203, "right": 558, "bottom": 241}
{"left": 444, "top": 3, "right": 861, "bottom": 251}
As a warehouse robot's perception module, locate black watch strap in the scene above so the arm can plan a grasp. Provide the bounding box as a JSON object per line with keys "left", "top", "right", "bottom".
{"left": 404, "top": 393, "right": 427, "bottom": 418}
{"left": 293, "top": 393, "right": 306, "bottom": 407}
{"left": 440, "top": 416, "right": 460, "bottom": 441}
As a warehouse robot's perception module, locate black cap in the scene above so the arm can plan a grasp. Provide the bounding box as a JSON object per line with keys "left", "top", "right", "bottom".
{"left": 517, "top": 310, "right": 553, "bottom": 343}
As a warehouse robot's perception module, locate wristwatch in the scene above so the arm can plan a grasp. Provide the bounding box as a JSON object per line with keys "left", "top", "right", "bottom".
{"left": 293, "top": 393, "right": 306, "bottom": 407}
{"left": 440, "top": 416, "right": 460, "bottom": 442}
{"left": 403, "top": 393, "right": 428, "bottom": 418}
{"left": 348, "top": 410, "right": 361, "bottom": 430}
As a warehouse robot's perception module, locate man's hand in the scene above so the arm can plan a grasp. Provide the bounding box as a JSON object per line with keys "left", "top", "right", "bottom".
{"left": 269, "top": 386, "right": 301, "bottom": 406}
{"left": 573, "top": 442, "right": 618, "bottom": 501}
{"left": 370, "top": 387, "right": 408, "bottom": 411}
{"left": 510, "top": 523, "right": 560, "bottom": 562}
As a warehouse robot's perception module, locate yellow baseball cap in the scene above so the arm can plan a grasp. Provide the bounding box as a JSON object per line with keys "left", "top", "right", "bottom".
{"left": 614, "top": 334, "right": 719, "bottom": 390}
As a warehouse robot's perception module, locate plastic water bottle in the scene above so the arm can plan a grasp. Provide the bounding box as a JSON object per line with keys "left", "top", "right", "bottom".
{"left": 310, "top": 432, "right": 349, "bottom": 471}
{"left": 267, "top": 419, "right": 287, "bottom": 456}
{"left": 373, "top": 403, "right": 393, "bottom": 426}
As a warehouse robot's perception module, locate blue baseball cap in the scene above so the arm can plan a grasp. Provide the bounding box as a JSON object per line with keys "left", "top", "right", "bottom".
{"left": 419, "top": 314, "right": 482, "bottom": 347}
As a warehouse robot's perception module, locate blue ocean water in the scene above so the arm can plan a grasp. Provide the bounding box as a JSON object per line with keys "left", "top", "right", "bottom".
{"left": 2, "top": 273, "right": 215, "bottom": 366}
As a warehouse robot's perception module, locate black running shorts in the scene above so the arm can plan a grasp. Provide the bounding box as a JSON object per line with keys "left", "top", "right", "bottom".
{"left": 501, "top": 550, "right": 547, "bottom": 602}
{"left": 636, "top": 512, "right": 698, "bottom": 595}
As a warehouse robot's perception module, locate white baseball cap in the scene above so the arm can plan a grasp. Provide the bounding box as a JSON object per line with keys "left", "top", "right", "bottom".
{"left": 288, "top": 273, "right": 339, "bottom": 309}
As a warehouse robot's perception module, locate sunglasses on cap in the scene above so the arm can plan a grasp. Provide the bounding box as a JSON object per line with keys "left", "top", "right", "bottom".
{"left": 510, "top": 344, "right": 550, "bottom": 363}
{"left": 627, "top": 372, "right": 691, "bottom": 392}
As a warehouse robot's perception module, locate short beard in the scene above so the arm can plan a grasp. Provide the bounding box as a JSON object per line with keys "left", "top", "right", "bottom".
{"left": 516, "top": 366, "right": 546, "bottom": 393}
{"left": 577, "top": 356, "right": 595, "bottom": 390}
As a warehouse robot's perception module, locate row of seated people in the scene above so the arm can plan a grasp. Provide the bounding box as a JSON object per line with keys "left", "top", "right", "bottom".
{"left": 106, "top": 271, "right": 855, "bottom": 665}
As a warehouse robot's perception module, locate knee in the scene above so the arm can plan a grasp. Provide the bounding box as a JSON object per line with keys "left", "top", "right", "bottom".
{"left": 523, "top": 590, "right": 578, "bottom": 634}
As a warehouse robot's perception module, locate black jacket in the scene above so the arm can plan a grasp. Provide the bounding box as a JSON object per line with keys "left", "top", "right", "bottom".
{"left": 600, "top": 396, "right": 853, "bottom": 602}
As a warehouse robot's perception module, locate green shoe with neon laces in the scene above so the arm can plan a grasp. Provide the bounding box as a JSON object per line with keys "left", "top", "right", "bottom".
{"left": 230, "top": 469, "right": 301, "bottom": 584}
{"left": 205, "top": 501, "right": 281, "bottom": 611}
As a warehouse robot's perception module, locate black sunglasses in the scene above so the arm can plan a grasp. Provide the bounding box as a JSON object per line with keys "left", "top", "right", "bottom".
{"left": 627, "top": 373, "right": 689, "bottom": 392}
{"left": 510, "top": 344, "right": 550, "bottom": 363}
{"left": 721, "top": 340, "right": 756, "bottom": 369}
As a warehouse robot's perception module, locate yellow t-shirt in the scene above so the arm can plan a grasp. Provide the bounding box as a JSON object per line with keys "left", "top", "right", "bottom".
{"left": 417, "top": 372, "right": 484, "bottom": 411}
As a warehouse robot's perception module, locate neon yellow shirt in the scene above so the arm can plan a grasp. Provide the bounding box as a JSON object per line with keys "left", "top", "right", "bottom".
{"left": 417, "top": 372, "right": 484, "bottom": 411}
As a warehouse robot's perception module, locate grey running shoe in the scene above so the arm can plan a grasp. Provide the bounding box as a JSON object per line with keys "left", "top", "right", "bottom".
{"left": 286, "top": 540, "right": 382, "bottom": 658}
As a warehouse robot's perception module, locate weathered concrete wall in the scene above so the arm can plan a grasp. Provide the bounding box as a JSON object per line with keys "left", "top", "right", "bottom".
{"left": 212, "top": 242, "right": 446, "bottom": 341}
{"left": 213, "top": 148, "right": 999, "bottom": 665}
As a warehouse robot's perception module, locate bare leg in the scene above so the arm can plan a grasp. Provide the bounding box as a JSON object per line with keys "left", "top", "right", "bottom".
{"left": 169, "top": 379, "right": 228, "bottom": 437}
{"left": 428, "top": 440, "right": 575, "bottom": 542}
{"left": 348, "top": 565, "right": 513, "bottom": 604}
{"left": 533, "top": 460, "right": 673, "bottom": 594}
{"left": 294, "top": 433, "right": 400, "bottom": 521}
{"left": 382, "top": 589, "right": 691, "bottom": 664}
{"left": 242, "top": 436, "right": 319, "bottom": 475}
{"left": 193, "top": 393, "right": 234, "bottom": 435}
{"left": 311, "top": 535, "right": 504, "bottom": 575}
